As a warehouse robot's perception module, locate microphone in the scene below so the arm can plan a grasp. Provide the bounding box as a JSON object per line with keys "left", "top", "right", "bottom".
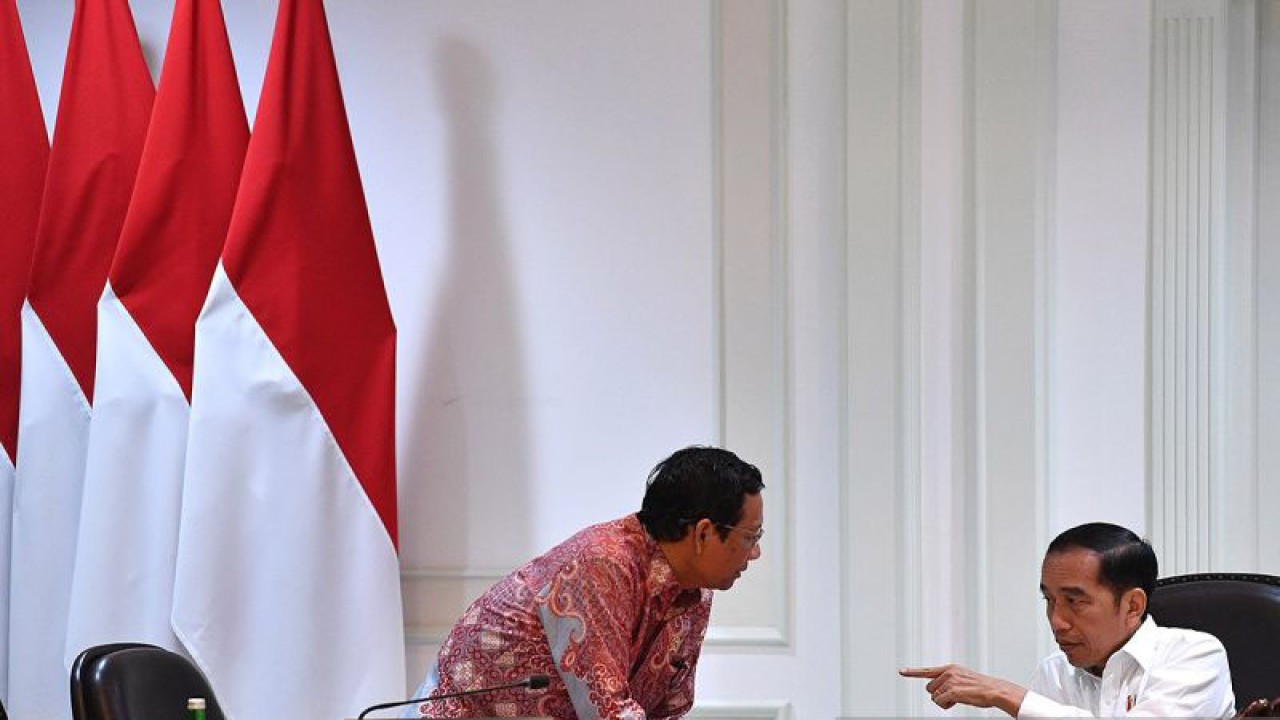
{"left": 356, "top": 674, "right": 552, "bottom": 719}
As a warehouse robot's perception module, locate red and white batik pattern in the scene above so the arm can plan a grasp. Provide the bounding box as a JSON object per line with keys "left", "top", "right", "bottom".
{"left": 424, "top": 515, "right": 711, "bottom": 720}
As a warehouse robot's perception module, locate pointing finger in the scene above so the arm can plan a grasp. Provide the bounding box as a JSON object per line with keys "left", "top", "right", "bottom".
{"left": 899, "top": 666, "right": 944, "bottom": 678}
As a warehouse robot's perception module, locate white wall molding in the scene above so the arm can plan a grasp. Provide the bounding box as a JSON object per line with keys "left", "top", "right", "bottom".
{"left": 898, "top": 4, "right": 925, "bottom": 710}
{"left": 1147, "top": 0, "right": 1231, "bottom": 575}
{"left": 1254, "top": 1, "right": 1280, "bottom": 573}
{"left": 712, "top": 0, "right": 793, "bottom": 651}
{"left": 967, "top": 0, "right": 1056, "bottom": 682}
{"left": 1219, "top": 0, "right": 1261, "bottom": 572}
{"left": 917, "top": 0, "right": 974, "bottom": 684}
{"left": 840, "top": 0, "right": 924, "bottom": 713}
{"left": 401, "top": 566, "right": 508, "bottom": 645}
{"left": 687, "top": 701, "right": 790, "bottom": 720}
{"left": 704, "top": 625, "right": 787, "bottom": 648}
{"left": 401, "top": 567, "right": 512, "bottom": 580}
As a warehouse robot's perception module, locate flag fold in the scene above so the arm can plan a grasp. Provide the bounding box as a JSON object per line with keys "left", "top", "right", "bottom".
{"left": 172, "top": 0, "right": 404, "bottom": 718}
{"left": 9, "top": 0, "right": 153, "bottom": 716}
{"left": 66, "top": 0, "right": 247, "bottom": 662}
{"left": 0, "top": 0, "right": 49, "bottom": 699}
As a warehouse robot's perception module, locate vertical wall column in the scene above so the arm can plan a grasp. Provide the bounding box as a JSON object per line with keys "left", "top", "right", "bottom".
{"left": 1147, "top": 0, "right": 1238, "bottom": 575}
{"left": 1254, "top": 1, "right": 1280, "bottom": 574}
{"left": 968, "top": 0, "right": 1057, "bottom": 683}
{"left": 711, "top": 0, "right": 792, "bottom": 649}
{"left": 841, "top": 0, "right": 924, "bottom": 713}
{"left": 841, "top": 1, "right": 1057, "bottom": 712}
{"left": 1220, "top": 0, "right": 1261, "bottom": 572}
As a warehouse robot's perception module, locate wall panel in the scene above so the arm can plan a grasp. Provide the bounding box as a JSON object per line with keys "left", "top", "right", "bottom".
{"left": 1148, "top": 0, "right": 1229, "bottom": 575}
{"left": 711, "top": 0, "right": 792, "bottom": 649}
{"left": 969, "top": 0, "right": 1056, "bottom": 684}
{"left": 841, "top": 0, "right": 923, "bottom": 713}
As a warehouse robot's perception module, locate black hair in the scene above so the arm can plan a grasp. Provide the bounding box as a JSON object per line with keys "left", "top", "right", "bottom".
{"left": 636, "top": 446, "right": 764, "bottom": 542}
{"left": 1046, "top": 522, "right": 1157, "bottom": 612}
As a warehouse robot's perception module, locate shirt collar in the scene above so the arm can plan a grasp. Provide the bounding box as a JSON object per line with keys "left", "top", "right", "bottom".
{"left": 1114, "top": 615, "right": 1160, "bottom": 670}
{"left": 1078, "top": 615, "right": 1158, "bottom": 679}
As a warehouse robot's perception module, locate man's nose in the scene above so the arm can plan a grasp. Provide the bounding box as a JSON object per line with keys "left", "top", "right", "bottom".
{"left": 749, "top": 542, "right": 762, "bottom": 561}
{"left": 1048, "top": 607, "right": 1071, "bottom": 633}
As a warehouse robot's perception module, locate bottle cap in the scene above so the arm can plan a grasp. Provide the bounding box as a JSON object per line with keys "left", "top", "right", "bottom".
{"left": 188, "top": 698, "right": 207, "bottom": 710}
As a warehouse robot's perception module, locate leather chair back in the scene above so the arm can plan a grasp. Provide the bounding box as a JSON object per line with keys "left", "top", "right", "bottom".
{"left": 71, "top": 644, "right": 225, "bottom": 720}
{"left": 1149, "top": 573, "right": 1280, "bottom": 711}
{"left": 70, "top": 643, "right": 152, "bottom": 720}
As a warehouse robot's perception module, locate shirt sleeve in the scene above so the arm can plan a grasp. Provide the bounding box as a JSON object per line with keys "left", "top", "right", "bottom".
{"left": 1018, "top": 691, "right": 1097, "bottom": 719}
{"left": 1019, "top": 660, "right": 1095, "bottom": 719}
{"left": 536, "top": 556, "right": 648, "bottom": 720}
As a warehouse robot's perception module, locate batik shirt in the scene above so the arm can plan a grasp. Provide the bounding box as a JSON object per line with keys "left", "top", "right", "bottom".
{"left": 418, "top": 514, "right": 712, "bottom": 720}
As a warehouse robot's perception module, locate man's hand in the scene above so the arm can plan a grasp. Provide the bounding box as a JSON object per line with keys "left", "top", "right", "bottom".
{"left": 899, "top": 664, "right": 1028, "bottom": 717}
{"left": 1237, "top": 697, "right": 1280, "bottom": 717}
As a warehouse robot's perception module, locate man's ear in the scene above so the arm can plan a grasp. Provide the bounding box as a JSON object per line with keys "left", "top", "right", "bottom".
{"left": 1123, "top": 587, "right": 1148, "bottom": 624}
{"left": 693, "top": 518, "right": 714, "bottom": 554}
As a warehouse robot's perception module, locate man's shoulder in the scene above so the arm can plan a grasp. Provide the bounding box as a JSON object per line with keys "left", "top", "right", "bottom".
{"left": 548, "top": 516, "right": 650, "bottom": 572}
{"left": 1145, "top": 621, "right": 1229, "bottom": 660}
{"left": 1118, "top": 617, "right": 1231, "bottom": 677}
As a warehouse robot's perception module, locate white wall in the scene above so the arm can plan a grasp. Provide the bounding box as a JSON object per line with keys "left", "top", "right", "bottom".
{"left": 1051, "top": 0, "right": 1149, "bottom": 537}
{"left": 1253, "top": 0, "right": 1280, "bottom": 575}
{"left": 15, "top": 0, "right": 1276, "bottom": 717}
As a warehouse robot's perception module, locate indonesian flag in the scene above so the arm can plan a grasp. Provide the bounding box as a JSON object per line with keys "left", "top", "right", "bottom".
{"left": 9, "top": 0, "right": 153, "bottom": 716}
{"left": 171, "top": 0, "right": 404, "bottom": 717}
{"left": 0, "top": 0, "right": 49, "bottom": 703}
{"left": 66, "top": 0, "right": 246, "bottom": 662}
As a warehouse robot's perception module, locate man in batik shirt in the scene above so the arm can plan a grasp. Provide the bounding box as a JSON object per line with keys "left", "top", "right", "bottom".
{"left": 411, "top": 446, "right": 765, "bottom": 719}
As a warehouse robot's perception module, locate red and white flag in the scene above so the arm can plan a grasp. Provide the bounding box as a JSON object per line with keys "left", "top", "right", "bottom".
{"left": 8, "top": 0, "right": 153, "bottom": 716}
{"left": 171, "top": 0, "right": 404, "bottom": 718}
{"left": 0, "top": 0, "right": 49, "bottom": 703}
{"left": 66, "top": 0, "right": 246, "bottom": 662}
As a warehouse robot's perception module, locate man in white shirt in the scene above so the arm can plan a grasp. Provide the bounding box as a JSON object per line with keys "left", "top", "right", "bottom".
{"left": 900, "top": 522, "right": 1236, "bottom": 718}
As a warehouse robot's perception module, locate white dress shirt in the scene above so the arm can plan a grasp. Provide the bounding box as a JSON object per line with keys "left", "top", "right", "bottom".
{"left": 1017, "top": 616, "right": 1235, "bottom": 718}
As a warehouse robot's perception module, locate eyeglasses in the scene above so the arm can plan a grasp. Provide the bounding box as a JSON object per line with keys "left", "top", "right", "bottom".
{"left": 714, "top": 522, "right": 765, "bottom": 547}
{"left": 676, "top": 518, "right": 765, "bottom": 548}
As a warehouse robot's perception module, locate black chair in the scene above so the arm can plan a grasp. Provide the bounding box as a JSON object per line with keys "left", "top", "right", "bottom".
{"left": 70, "top": 643, "right": 224, "bottom": 720}
{"left": 70, "top": 642, "right": 152, "bottom": 720}
{"left": 1149, "top": 573, "right": 1280, "bottom": 711}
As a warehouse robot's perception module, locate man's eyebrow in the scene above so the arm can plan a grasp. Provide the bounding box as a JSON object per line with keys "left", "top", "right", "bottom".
{"left": 1039, "top": 584, "right": 1089, "bottom": 597}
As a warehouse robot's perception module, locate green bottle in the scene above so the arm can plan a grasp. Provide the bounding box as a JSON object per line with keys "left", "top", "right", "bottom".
{"left": 188, "top": 697, "right": 207, "bottom": 720}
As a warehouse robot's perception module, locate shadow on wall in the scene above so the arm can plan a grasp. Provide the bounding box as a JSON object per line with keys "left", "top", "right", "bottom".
{"left": 400, "top": 34, "right": 533, "bottom": 659}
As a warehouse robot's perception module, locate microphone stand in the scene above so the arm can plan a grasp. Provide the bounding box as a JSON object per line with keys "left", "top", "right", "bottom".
{"left": 356, "top": 675, "right": 550, "bottom": 719}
